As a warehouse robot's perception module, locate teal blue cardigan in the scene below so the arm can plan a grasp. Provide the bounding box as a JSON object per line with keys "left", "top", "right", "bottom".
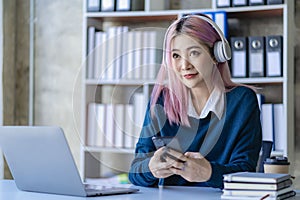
{"left": 128, "top": 86, "right": 262, "bottom": 189}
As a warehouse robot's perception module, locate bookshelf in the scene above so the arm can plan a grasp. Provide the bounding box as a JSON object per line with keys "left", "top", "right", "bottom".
{"left": 80, "top": 0, "right": 295, "bottom": 179}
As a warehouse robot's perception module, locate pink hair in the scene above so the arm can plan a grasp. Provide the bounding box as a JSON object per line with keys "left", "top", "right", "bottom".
{"left": 151, "top": 14, "right": 252, "bottom": 126}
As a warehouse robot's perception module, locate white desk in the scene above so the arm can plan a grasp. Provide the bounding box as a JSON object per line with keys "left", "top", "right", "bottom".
{"left": 1, "top": 180, "right": 300, "bottom": 200}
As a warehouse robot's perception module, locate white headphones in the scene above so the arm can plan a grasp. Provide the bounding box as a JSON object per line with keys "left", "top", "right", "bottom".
{"left": 183, "top": 15, "right": 232, "bottom": 63}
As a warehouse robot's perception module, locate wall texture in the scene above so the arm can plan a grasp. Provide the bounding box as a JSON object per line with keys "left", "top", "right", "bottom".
{"left": 2, "top": 0, "right": 300, "bottom": 188}
{"left": 2, "top": 0, "right": 83, "bottom": 173}
{"left": 33, "top": 0, "right": 83, "bottom": 167}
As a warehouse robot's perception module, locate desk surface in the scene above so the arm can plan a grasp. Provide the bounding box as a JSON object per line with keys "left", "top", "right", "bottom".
{"left": 1, "top": 180, "right": 300, "bottom": 200}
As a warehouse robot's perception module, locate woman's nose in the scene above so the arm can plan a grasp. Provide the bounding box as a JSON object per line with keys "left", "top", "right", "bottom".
{"left": 181, "top": 58, "right": 192, "bottom": 70}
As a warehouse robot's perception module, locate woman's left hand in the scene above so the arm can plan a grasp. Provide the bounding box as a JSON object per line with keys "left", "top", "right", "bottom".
{"left": 168, "top": 150, "right": 212, "bottom": 182}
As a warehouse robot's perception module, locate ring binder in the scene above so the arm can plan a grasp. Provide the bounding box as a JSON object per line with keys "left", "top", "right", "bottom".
{"left": 101, "top": 0, "right": 115, "bottom": 11}
{"left": 230, "top": 37, "right": 248, "bottom": 78}
{"left": 232, "top": 0, "right": 248, "bottom": 7}
{"left": 86, "top": 0, "right": 101, "bottom": 12}
{"left": 267, "top": 0, "right": 283, "bottom": 4}
{"left": 266, "top": 35, "right": 283, "bottom": 77}
{"left": 249, "top": 0, "right": 265, "bottom": 6}
{"left": 248, "top": 36, "right": 265, "bottom": 77}
{"left": 216, "top": 0, "right": 230, "bottom": 8}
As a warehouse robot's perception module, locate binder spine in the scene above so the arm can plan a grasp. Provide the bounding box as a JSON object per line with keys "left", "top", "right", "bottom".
{"left": 248, "top": 36, "right": 265, "bottom": 77}
{"left": 232, "top": 0, "right": 248, "bottom": 7}
{"left": 249, "top": 0, "right": 265, "bottom": 6}
{"left": 230, "top": 37, "right": 248, "bottom": 78}
{"left": 266, "top": 35, "right": 283, "bottom": 77}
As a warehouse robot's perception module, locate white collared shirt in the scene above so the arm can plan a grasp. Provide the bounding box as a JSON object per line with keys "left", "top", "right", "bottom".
{"left": 187, "top": 87, "right": 225, "bottom": 120}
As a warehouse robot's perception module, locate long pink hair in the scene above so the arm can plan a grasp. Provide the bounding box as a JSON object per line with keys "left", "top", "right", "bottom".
{"left": 150, "top": 14, "right": 249, "bottom": 126}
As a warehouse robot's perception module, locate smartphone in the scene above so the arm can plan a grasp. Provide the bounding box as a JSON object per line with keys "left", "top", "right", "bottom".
{"left": 152, "top": 136, "right": 181, "bottom": 152}
{"left": 152, "top": 136, "right": 184, "bottom": 162}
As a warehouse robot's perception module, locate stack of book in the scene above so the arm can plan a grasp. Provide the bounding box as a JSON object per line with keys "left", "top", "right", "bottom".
{"left": 221, "top": 172, "right": 295, "bottom": 199}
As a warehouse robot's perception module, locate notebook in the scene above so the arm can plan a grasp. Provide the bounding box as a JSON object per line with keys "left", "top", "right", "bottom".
{"left": 0, "top": 126, "right": 139, "bottom": 197}
{"left": 223, "top": 172, "right": 291, "bottom": 184}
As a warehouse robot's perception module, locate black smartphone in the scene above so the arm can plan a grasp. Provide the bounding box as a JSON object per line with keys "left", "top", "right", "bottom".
{"left": 152, "top": 136, "right": 184, "bottom": 162}
{"left": 151, "top": 136, "right": 182, "bottom": 152}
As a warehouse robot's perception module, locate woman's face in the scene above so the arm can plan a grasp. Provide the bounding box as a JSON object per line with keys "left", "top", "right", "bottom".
{"left": 170, "top": 34, "right": 216, "bottom": 89}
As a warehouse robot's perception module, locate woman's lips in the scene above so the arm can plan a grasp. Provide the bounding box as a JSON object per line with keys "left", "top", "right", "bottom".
{"left": 183, "top": 73, "right": 198, "bottom": 79}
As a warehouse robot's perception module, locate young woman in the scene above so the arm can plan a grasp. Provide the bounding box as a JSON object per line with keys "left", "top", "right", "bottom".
{"left": 128, "top": 14, "right": 262, "bottom": 189}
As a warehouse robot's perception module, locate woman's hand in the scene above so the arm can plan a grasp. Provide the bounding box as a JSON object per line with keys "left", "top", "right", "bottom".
{"left": 168, "top": 151, "right": 212, "bottom": 182}
{"left": 149, "top": 147, "right": 186, "bottom": 179}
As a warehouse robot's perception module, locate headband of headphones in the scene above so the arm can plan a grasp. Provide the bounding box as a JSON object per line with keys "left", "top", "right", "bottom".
{"left": 182, "top": 14, "right": 232, "bottom": 63}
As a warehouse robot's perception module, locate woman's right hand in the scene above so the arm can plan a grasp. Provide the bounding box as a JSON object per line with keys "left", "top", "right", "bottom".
{"left": 149, "top": 147, "right": 174, "bottom": 178}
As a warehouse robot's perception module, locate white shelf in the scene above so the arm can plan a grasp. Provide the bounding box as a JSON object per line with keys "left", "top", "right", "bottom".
{"left": 232, "top": 77, "right": 284, "bottom": 84}
{"left": 85, "top": 4, "right": 284, "bottom": 18}
{"left": 220, "top": 4, "right": 284, "bottom": 13}
{"left": 84, "top": 146, "right": 135, "bottom": 154}
{"left": 85, "top": 79, "right": 156, "bottom": 86}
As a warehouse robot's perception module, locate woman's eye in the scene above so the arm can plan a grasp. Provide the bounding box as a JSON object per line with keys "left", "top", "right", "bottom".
{"left": 190, "top": 50, "right": 200, "bottom": 57}
{"left": 172, "top": 53, "right": 180, "bottom": 59}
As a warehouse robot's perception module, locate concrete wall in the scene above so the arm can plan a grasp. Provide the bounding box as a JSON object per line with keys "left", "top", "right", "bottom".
{"left": 33, "top": 0, "right": 83, "bottom": 167}
{"left": 2, "top": 0, "right": 300, "bottom": 188}
{"left": 2, "top": 0, "right": 82, "bottom": 174}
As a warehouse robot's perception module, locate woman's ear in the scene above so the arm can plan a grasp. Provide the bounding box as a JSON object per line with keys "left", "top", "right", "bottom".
{"left": 209, "top": 48, "right": 218, "bottom": 64}
{"left": 213, "top": 59, "right": 218, "bottom": 65}
{"left": 212, "top": 56, "right": 218, "bottom": 65}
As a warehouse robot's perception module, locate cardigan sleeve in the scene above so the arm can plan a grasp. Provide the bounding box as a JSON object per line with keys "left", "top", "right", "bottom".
{"left": 128, "top": 102, "right": 163, "bottom": 187}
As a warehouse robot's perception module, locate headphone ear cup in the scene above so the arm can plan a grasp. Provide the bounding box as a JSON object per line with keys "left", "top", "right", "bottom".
{"left": 213, "top": 41, "right": 226, "bottom": 63}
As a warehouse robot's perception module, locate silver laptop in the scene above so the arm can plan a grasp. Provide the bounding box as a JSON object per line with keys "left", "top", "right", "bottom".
{"left": 0, "top": 126, "right": 139, "bottom": 197}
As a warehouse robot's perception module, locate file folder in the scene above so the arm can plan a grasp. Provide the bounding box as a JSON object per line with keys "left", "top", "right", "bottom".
{"left": 249, "top": 0, "right": 265, "bottom": 6}
{"left": 130, "top": 0, "right": 144, "bottom": 11}
{"left": 232, "top": 0, "right": 248, "bottom": 7}
{"left": 248, "top": 36, "right": 265, "bottom": 77}
{"left": 101, "top": 0, "right": 115, "bottom": 11}
{"left": 115, "top": 0, "right": 130, "bottom": 11}
{"left": 230, "top": 37, "right": 247, "bottom": 78}
{"left": 214, "top": 11, "right": 228, "bottom": 38}
{"left": 115, "top": 0, "right": 144, "bottom": 11}
{"left": 261, "top": 104, "right": 274, "bottom": 143}
{"left": 184, "top": 11, "right": 228, "bottom": 38}
{"left": 86, "top": 0, "right": 100, "bottom": 12}
{"left": 216, "top": 0, "right": 230, "bottom": 8}
{"left": 266, "top": 35, "right": 283, "bottom": 77}
{"left": 267, "top": 0, "right": 283, "bottom": 4}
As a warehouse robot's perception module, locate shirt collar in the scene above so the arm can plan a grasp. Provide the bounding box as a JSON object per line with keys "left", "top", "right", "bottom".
{"left": 187, "top": 87, "right": 225, "bottom": 120}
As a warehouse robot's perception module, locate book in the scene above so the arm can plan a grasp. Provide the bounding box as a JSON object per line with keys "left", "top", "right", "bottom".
{"left": 221, "top": 190, "right": 296, "bottom": 200}
{"left": 125, "top": 31, "right": 135, "bottom": 79}
{"left": 87, "top": 103, "right": 97, "bottom": 146}
{"left": 115, "top": 26, "right": 129, "bottom": 80}
{"left": 133, "top": 30, "right": 143, "bottom": 79}
{"left": 105, "top": 26, "right": 117, "bottom": 80}
{"left": 142, "top": 31, "right": 150, "bottom": 79}
{"left": 87, "top": 26, "right": 96, "bottom": 79}
{"left": 95, "top": 103, "right": 106, "bottom": 147}
{"left": 94, "top": 31, "right": 105, "bottom": 79}
{"left": 114, "top": 104, "right": 125, "bottom": 148}
{"left": 148, "top": 30, "right": 164, "bottom": 79}
{"left": 133, "top": 92, "right": 146, "bottom": 145}
{"left": 224, "top": 178, "right": 292, "bottom": 191}
{"left": 124, "top": 104, "right": 134, "bottom": 148}
{"left": 273, "top": 103, "right": 286, "bottom": 153}
{"left": 222, "top": 186, "right": 294, "bottom": 197}
{"left": 86, "top": 0, "right": 101, "bottom": 12}
{"left": 261, "top": 103, "right": 274, "bottom": 144}
{"left": 101, "top": 0, "right": 115, "bottom": 11}
{"left": 223, "top": 172, "right": 291, "bottom": 184}
{"left": 105, "top": 104, "right": 114, "bottom": 147}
